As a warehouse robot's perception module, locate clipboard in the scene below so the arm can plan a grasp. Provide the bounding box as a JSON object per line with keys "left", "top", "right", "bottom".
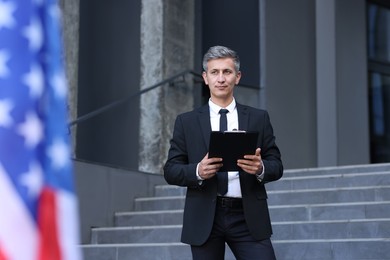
{"left": 208, "top": 131, "right": 259, "bottom": 171}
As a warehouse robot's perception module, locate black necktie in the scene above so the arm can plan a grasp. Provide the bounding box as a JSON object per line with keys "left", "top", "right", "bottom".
{"left": 218, "top": 109, "right": 229, "bottom": 195}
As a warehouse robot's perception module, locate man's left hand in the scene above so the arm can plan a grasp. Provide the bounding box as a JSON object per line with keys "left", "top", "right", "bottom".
{"left": 237, "top": 148, "right": 263, "bottom": 175}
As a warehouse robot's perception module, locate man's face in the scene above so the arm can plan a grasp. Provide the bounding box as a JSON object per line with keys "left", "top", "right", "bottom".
{"left": 202, "top": 58, "right": 241, "bottom": 103}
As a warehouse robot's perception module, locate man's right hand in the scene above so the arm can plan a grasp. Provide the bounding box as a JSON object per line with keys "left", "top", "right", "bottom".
{"left": 198, "top": 153, "right": 223, "bottom": 180}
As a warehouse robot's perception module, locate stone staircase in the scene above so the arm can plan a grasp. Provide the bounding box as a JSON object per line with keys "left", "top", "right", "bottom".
{"left": 81, "top": 163, "right": 390, "bottom": 259}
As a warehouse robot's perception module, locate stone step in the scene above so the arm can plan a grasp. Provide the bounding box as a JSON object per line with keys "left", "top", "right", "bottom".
{"left": 266, "top": 170, "right": 390, "bottom": 191}
{"left": 90, "top": 219, "right": 390, "bottom": 245}
{"left": 115, "top": 201, "right": 390, "bottom": 226}
{"left": 269, "top": 201, "right": 390, "bottom": 222}
{"left": 280, "top": 163, "right": 390, "bottom": 178}
{"left": 155, "top": 170, "right": 390, "bottom": 196}
{"left": 115, "top": 210, "right": 183, "bottom": 226}
{"left": 273, "top": 239, "right": 390, "bottom": 260}
{"left": 154, "top": 185, "right": 187, "bottom": 197}
{"left": 82, "top": 242, "right": 236, "bottom": 260}
{"left": 268, "top": 185, "right": 390, "bottom": 205}
{"left": 90, "top": 225, "right": 181, "bottom": 244}
{"left": 134, "top": 196, "right": 184, "bottom": 211}
{"left": 134, "top": 186, "right": 390, "bottom": 211}
{"left": 82, "top": 243, "right": 192, "bottom": 260}
{"left": 272, "top": 219, "right": 390, "bottom": 240}
{"left": 81, "top": 239, "right": 390, "bottom": 260}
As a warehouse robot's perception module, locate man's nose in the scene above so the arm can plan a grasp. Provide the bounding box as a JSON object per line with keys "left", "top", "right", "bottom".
{"left": 217, "top": 72, "right": 225, "bottom": 82}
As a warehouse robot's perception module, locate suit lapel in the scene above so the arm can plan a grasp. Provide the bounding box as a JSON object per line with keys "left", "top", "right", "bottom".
{"left": 236, "top": 103, "right": 251, "bottom": 180}
{"left": 237, "top": 103, "right": 249, "bottom": 131}
{"left": 197, "top": 105, "right": 212, "bottom": 149}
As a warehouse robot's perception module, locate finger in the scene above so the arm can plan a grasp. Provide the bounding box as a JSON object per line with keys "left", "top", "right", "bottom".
{"left": 208, "top": 157, "right": 223, "bottom": 164}
{"left": 202, "top": 160, "right": 222, "bottom": 174}
{"left": 237, "top": 163, "right": 253, "bottom": 173}
{"left": 243, "top": 148, "right": 261, "bottom": 160}
{"left": 237, "top": 162, "right": 258, "bottom": 174}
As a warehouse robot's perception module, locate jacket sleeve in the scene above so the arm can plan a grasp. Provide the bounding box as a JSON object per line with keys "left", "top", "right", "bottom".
{"left": 163, "top": 115, "right": 201, "bottom": 188}
{"left": 260, "top": 111, "right": 283, "bottom": 183}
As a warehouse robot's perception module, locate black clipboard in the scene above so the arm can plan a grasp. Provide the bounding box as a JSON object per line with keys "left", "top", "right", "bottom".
{"left": 208, "top": 131, "right": 259, "bottom": 171}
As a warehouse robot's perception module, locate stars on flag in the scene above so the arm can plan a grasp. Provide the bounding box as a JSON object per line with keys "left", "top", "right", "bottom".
{"left": 0, "top": 0, "right": 16, "bottom": 30}
{"left": 23, "top": 16, "right": 43, "bottom": 51}
{"left": 17, "top": 111, "right": 44, "bottom": 148}
{"left": 20, "top": 161, "right": 43, "bottom": 198}
{"left": 0, "top": 50, "right": 10, "bottom": 78}
{"left": 47, "top": 138, "right": 70, "bottom": 170}
{"left": 23, "top": 64, "right": 44, "bottom": 98}
{"left": 0, "top": 99, "right": 13, "bottom": 127}
{"left": 51, "top": 70, "right": 67, "bottom": 99}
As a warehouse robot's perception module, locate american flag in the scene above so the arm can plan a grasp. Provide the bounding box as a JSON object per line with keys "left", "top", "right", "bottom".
{"left": 0, "top": 0, "right": 81, "bottom": 259}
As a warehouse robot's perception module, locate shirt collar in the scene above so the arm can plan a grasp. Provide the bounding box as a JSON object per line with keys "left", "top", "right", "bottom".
{"left": 208, "top": 98, "right": 236, "bottom": 115}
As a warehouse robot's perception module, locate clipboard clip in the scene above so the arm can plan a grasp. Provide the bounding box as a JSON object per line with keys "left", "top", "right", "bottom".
{"left": 224, "top": 129, "right": 246, "bottom": 133}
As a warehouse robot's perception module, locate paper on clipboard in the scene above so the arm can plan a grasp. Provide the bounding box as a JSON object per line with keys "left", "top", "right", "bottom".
{"left": 208, "top": 131, "right": 259, "bottom": 171}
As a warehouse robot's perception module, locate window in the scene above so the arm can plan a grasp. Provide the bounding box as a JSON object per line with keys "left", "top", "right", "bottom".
{"left": 368, "top": 1, "right": 390, "bottom": 162}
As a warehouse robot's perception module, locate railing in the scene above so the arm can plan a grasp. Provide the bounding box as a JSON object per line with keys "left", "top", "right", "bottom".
{"left": 68, "top": 69, "right": 202, "bottom": 127}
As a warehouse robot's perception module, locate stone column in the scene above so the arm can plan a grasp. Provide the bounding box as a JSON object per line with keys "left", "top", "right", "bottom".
{"left": 139, "top": 0, "right": 195, "bottom": 174}
{"left": 316, "top": 0, "right": 338, "bottom": 166}
{"left": 59, "top": 0, "right": 80, "bottom": 156}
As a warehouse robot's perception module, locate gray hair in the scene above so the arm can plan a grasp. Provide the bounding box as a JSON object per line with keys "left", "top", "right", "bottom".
{"left": 202, "top": 46, "right": 240, "bottom": 72}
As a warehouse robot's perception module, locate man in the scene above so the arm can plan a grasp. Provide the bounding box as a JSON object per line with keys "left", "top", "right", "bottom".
{"left": 164, "top": 46, "right": 283, "bottom": 259}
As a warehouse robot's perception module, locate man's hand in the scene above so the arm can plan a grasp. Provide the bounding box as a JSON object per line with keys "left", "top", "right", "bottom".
{"left": 237, "top": 148, "right": 263, "bottom": 175}
{"left": 198, "top": 153, "right": 223, "bottom": 180}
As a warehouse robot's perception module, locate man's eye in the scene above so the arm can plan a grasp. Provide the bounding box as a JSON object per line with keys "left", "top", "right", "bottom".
{"left": 224, "top": 71, "right": 232, "bottom": 75}
{"left": 210, "top": 71, "right": 218, "bottom": 75}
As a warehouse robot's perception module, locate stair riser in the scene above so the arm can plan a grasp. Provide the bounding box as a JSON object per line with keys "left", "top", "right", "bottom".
{"left": 134, "top": 199, "right": 184, "bottom": 211}
{"left": 273, "top": 241, "right": 390, "bottom": 260}
{"left": 91, "top": 221, "right": 390, "bottom": 244}
{"left": 82, "top": 245, "right": 194, "bottom": 260}
{"left": 116, "top": 203, "right": 390, "bottom": 226}
{"left": 282, "top": 165, "right": 390, "bottom": 177}
{"left": 272, "top": 221, "right": 390, "bottom": 240}
{"left": 91, "top": 228, "right": 181, "bottom": 244}
{"left": 155, "top": 186, "right": 186, "bottom": 197}
{"left": 135, "top": 187, "right": 390, "bottom": 211}
{"left": 267, "top": 173, "right": 390, "bottom": 191}
{"left": 268, "top": 187, "right": 390, "bottom": 205}
{"left": 116, "top": 213, "right": 183, "bottom": 226}
{"left": 155, "top": 173, "right": 390, "bottom": 196}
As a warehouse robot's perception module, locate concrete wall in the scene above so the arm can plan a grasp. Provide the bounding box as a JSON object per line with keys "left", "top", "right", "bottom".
{"left": 264, "top": 0, "right": 317, "bottom": 169}
{"left": 263, "top": 0, "right": 369, "bottom": 169}
{"left": 74, "top": 160, "right": 166, "bottom": 244}
{"left": 335, "top": 0, "right": 369, "bottom": 165}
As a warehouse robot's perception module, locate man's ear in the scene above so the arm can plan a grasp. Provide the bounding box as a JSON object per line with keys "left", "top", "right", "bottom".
{"left": 235, "top": 71, "right": 242, "bottom": 85}
{"left": 202, "top": 71, "right": 209, "bottom": 85}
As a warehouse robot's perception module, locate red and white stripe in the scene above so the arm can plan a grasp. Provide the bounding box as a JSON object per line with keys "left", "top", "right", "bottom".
{"left": 0, "top": 164, "right": 81, "bottom": 260}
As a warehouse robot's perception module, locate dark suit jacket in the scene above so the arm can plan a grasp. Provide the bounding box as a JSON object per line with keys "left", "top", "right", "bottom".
{"left": 163, "top": 103, "right": 283, "bottom": 246}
